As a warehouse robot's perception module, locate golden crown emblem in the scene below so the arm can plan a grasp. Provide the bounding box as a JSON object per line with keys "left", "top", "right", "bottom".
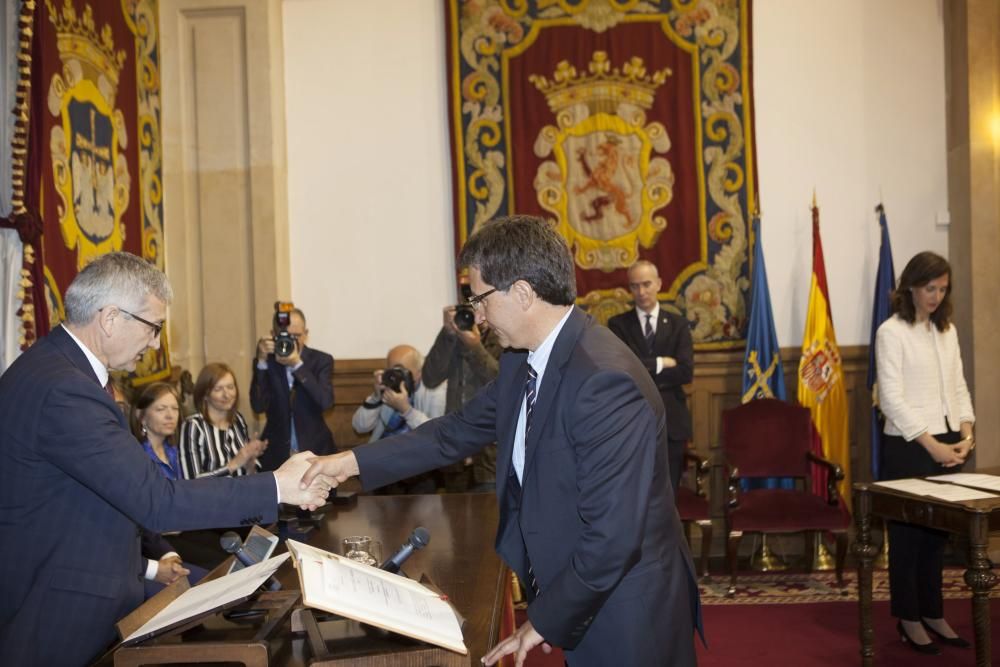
{"left": 46, "top": 0, "right": 127, "bottom": 94}
{"left": 529, "top": 51, "right": 671, "bottom": 115}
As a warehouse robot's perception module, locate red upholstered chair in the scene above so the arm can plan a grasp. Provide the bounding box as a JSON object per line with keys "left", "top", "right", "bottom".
{"left": 676, "top": 450, "right": 712, "bottom": 577}
{"left": 721, "top": 398, "right": 850, "bottom": 595}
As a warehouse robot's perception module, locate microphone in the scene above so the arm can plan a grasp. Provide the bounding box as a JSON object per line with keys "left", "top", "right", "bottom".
{"left": 380, "top": 527, "right": 430, "bottom": 574}
{"left": 220, "top": 532, "right": 282, "bottom": 591}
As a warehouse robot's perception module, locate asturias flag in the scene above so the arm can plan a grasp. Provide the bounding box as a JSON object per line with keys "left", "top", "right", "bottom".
{"left": 743, "top": 215, "right": 787, "bottom": 403}
{"left": 867, "top": 205, "right": 895, "bottom": 481}
{"left": 797, "top": 202, "right": 851, "bottom": 503}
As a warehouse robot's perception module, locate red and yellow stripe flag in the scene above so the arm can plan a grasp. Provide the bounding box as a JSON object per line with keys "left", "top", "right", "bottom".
{"left": 797, "top": 201, "right": 850, "bottom": 504}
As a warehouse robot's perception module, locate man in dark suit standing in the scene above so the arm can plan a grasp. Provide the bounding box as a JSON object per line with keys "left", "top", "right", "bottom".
{"left": 0, "top": 253, "right": 330, "bottom": 666}
{"left": 251, "top": 308, "right": 336, "bottom": 470}
{"left": 303, "top": 216, "right": 701, "bottom": 667}
{"left": 607, "top": 260, "right": 694, "bottom": 492}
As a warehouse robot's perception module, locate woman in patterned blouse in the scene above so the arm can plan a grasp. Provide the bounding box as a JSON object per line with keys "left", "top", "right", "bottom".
{"left": 179, "top": 362, "right": 268, "bottom": 478}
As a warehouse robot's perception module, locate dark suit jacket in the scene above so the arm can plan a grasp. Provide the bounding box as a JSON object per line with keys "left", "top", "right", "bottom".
{"left": 607, "top": 307, "right": 694, "bottom": 441}
{"left": 354, "top": 308, "right": 701, "bottom": 666}
{"left": 249, "top": 347, "right": 336, "bottom": 471}
{"left": 0, "top": 326, "right": 278, "bottom": 666}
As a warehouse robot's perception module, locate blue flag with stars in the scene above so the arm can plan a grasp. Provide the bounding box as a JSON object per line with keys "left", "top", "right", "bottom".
{"left": 867, "top": 205, "right": 895, "bottom": 480}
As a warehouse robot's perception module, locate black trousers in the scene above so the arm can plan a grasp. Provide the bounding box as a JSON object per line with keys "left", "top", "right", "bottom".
{"left": 881, "top": 429, "right": 962, "bottom": 620}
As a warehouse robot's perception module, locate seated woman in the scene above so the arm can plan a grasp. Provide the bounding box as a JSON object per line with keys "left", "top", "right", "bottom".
{"left": 179, "top": 362, "right": 267, "bottom": 479}
{"left": 110, "top": 379, "right": 203, "bottom": 597}
{"left": 131, "top": 382, "right": 182, "bottom": 480}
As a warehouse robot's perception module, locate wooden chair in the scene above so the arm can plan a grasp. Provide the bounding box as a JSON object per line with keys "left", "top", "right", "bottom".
{"left": 720, "top": 399, "right": 850, "bottom": 595}
{"left": 676, "top": 449, "right": 712, "bottom": 577}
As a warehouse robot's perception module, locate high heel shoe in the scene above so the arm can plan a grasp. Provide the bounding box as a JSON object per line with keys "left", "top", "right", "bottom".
{"left": 921, "top": 620, "right": 971, "bottom": 648}
{"left": 897, "top": 621, "right": 941, "bottom": 655}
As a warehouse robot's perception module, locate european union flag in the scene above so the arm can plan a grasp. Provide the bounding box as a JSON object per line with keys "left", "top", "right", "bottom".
{"left": 867, "top": 205, "right": 895, "bottom": 480}
{"left": 743, "top": 216, "right": 790, "bottom": 490}
{"left": 743, "top": 216, "right": 787, "bottom": 403}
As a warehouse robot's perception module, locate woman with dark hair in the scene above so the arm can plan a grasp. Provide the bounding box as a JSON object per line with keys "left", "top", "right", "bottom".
{"left": 178, "top": 362, "right": 267, "bottom": 479}
{"left": 875, "top": 250, "right": 975, "bottom": 654}
{"left": 132, "top": 382, "right": 182, "bottom": 480}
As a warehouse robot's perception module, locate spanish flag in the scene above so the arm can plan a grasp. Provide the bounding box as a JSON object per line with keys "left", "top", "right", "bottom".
{"left": 798, "top": 201, "right": 850, "bottom": 503}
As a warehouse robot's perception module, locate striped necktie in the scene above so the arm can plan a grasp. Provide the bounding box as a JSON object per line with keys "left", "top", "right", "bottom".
{"left": 524, "top": 364, "right": 538, "bottom": 434}
{"left": 644, "top": 313, "right": 655, "bottom": 354}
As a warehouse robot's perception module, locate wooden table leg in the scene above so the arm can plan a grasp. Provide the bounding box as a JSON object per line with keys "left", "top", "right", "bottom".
{"left": 964, "top": 513, "right": 997, "bottom": 667}
{"left": 853, "top": 487, "right": 876, "bottom": 667}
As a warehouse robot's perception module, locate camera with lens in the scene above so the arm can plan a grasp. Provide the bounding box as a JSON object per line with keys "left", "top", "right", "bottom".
{"left": 453, "top": 304, "right": 476, "bottom": 332}
{"left": 272, "top": 301, "right": 296, "bottom": 358}
{"left": 381, "top": 365, "right": 415, "bottom": 396}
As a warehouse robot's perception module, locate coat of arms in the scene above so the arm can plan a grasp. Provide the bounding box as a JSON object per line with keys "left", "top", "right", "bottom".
{"left": 46, "top": 0, "right": 130, "bottom": 270}
{"left": 531, "top": 51, "right": 674, "bottom": 272}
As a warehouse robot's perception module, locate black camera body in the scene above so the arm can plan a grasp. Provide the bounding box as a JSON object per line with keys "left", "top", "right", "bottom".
{"left": 381, "top": 365, "right": 415, "bottom": 396}
{"left": 273, "top": 302, "right": 296, "bottom": 357}
{"left": 453, "top": 304, "right": 476, "bottom": 332}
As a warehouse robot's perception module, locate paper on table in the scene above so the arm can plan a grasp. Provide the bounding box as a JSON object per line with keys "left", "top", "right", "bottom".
{"left": 926, "top": 473, "right": 1000, "bottom": 492}
{"left": 872, "top": 479, "right": 947, "bottom": 495}
{"left": 923, "top": 484, "right": 998, "bottom": 502}
{"left": 124, "top": 552, "right": 290, "bottom": 643}
{"left": 286, "top": 539, "right": 466, "bottom": 654}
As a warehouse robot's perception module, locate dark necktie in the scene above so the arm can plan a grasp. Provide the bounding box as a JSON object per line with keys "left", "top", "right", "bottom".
{"left": 524, "top": 364, "right": 538, "bottom": 435}
{"left": 103, "top": 379, "right": 115, "bottom": 399}
{"left": 644, "top": 313, "right": 655, "bottom": 354}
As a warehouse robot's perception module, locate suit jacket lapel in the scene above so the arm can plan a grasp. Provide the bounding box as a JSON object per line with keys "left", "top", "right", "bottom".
{"left": 522, "top": 307, "right": 587, "bottom": 483}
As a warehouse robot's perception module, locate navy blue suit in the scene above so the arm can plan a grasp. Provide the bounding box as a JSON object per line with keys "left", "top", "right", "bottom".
{"left": 250, "top": 347, "right": 336, "bottom": 471}
{"left": 0, "top": 326, "right": 278, "bottom": 666}
{"left": 607, "top": 308, "right": 694, "bottom": 491}
{"left": 354, "top": 308, "right": 701, "bottom": 666}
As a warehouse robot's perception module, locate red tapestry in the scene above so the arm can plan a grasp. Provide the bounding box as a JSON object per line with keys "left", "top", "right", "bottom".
{"left": 24, "top": 0, "right": 168, "bottom": 379}
{"left": 447, "top": 1, "right": 757, "bottom": 348}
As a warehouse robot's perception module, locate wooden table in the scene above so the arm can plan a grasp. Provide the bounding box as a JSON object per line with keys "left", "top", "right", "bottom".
{"left": 107, "top": 493, "right": 508, "bottom": 666}
{"left": 853, "top": 478, "right": 1000, "bottom": 667}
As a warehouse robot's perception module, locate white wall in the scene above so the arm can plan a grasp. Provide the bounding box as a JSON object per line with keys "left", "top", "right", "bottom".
{"left": 754, "top": 0, "right": 949, "bottom": 346}
{"left": 283, "top": 0, "right": 949, "bottom": 357}
{"left": 283, "top": 0, "right": 454, "bottom": 359}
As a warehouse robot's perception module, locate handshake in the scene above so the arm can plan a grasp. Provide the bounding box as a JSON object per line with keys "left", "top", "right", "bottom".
{"left": 273, "top": 451, "right": 360, "bottom": 509}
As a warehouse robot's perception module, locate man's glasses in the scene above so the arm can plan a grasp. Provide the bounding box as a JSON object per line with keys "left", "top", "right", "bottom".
{"left": 120, "top": 308, "right": 164, "bottom": 338}
{"left": 467, "top": 288, "right": 497, "bottom": 310}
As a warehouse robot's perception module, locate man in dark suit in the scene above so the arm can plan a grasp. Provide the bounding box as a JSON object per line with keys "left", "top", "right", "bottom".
{"left": 607, "top": 260, "right": 694, "bottom": 491}
{"left": 0, "top": 253, "right": 330, "bottom": 666}
{"left": 251, "top": 308, "right": 336, "bottom": 471}
{"left": 303, "top": 216, "right": 701, "bottom": 666}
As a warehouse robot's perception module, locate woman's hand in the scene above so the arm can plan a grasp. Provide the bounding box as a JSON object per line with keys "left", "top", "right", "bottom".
{"left": 925, "top": 439, "right": 968, "bottom": 467}
{"left": 230, "top": 437, "right": 268, "bottom": 472}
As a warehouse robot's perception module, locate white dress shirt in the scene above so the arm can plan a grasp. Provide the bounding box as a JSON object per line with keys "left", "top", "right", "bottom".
{"left": 512, "top": 308, "right": 573, "bottom": 482}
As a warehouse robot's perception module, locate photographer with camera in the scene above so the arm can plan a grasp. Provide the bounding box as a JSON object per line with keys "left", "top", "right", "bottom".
{"left": 250, "top": 304, "right": 336, "bottom": 471}
{"left": 422, "top": 277, "right": 503, "bottom": 492}
{"left": 352, "top": 344, "right": 446, "bottom": 494}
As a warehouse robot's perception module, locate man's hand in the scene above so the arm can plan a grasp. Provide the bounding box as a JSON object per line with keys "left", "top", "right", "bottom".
{"left": 256, "top": 337, "right": 275, "bottom": 363}
{"left": 301, "top": 451, "right": 360, "bottom": 489}
{"left": 372, "top": 369, "right": 385, "bottom": 396}
{"left": 457, "top": 325, "right": 481, "bottom": 348}
{"left": 154, "top": 555, "right": 189, "bottom": 585}
{"left": 275, "top": 451, "right": 331, "bottom": 509}
{"left": 443, "top": 306, "right": 459, "bottom": 334}
{"left": 382, "top": 383, "right": 410, "bottom": 414}
{"left": 482, "top": 620, "right": 549, "bottom": 666}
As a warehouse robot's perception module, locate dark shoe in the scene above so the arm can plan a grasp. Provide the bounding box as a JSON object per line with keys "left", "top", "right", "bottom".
{"left": 921, "top": 620, "right": 971, "bottom": 649}
{"left": 897, "top": 621, "right": 941, "bottom": 655}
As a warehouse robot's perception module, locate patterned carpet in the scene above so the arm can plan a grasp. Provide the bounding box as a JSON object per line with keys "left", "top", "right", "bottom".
{"left": 699, "top": 567, "right": 997, "bottom": 605}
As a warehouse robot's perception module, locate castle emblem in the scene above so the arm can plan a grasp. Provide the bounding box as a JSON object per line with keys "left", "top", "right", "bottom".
{"left": 46, "top": 0, "right": 130, "bottom": 270}
{"left": 531, "top": 52, "right": 674, "bottom": 271}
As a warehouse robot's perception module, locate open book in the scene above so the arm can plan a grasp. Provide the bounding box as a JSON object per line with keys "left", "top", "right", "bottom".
{"left": 285, "top": 539, "right": 467, "bottom": 655}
